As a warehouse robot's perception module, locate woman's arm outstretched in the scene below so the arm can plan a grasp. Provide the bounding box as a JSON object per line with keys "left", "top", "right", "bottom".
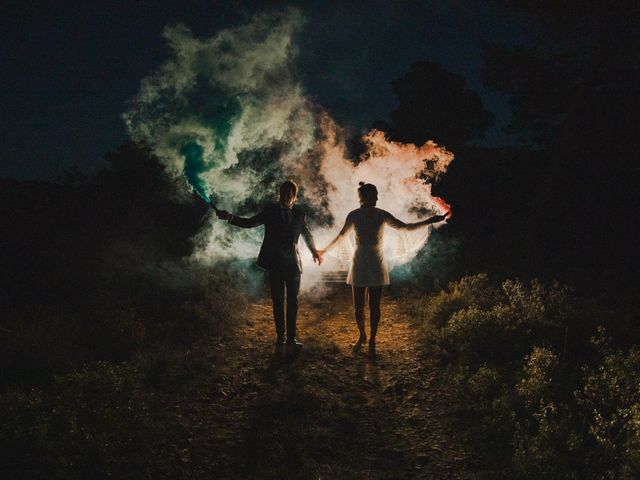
{"left": 384, "top": 210, "right": 449, "bottom": 231}
{"left": 318, "top": 213, "right": 354, "bottom": 256}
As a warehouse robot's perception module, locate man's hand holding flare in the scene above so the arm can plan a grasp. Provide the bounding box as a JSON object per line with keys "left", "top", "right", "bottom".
{"left": 215, "top": 209, "right": 232, "bottom": 221}
{"left": 209, "top": 196, "right": 233, "bottom": 221}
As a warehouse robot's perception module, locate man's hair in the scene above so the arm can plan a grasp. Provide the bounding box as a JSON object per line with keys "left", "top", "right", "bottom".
{"left": 279, "top": 180, "right": 298, "bottom": 198}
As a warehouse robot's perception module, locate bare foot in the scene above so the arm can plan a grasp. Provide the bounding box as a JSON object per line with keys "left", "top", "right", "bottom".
{"left": 352, "top": 334, "right": 367, "bottom": 352}
{"left": 368, "top": 340, "right": 376, "bottom": 359}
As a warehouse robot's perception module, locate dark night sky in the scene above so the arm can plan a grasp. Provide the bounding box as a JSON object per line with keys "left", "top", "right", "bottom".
{"left": 0, "top": 0, "right": 528, "bottom": 180}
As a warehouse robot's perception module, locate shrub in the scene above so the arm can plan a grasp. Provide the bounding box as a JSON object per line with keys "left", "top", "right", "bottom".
{"left": 516, "top": 346, "right": 559, "bottom": 408}
{"left": 411, "top": 273, "right": 498, "bottom": 329}
{"left": 0, "top": 314, "right": 78, "bottom": 387}
{"left": 0, "top": 362, "right": 151, "bottom": 479}
{"left": 407, "top": 274, "right": 638, "bottom": 479}
{"left": 411, "top": 275, "right": 602, "bottom": 367}
{"left": 182, "top": 264, "right": 250, "bottom": 338}
{"left": 575, "top": 338, "right": 640, "bottom": 479}
{"left": 0, "top": 303, "right": 146, "bottom": 388}
{"left": 82, "top": 305, "right": 147, "bottom": 360}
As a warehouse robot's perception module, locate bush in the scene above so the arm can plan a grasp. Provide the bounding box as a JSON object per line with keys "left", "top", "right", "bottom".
{"left": 0, "top": 303, "right": 146, "bottom": 388}
{"left": 1, "top": 261, "right": 248, "bottom": 390}
{"left": 576, "top": 337, "right": 640, "bottom": 479}
{"left": 415, "top": 275, "right": 602, "bottom": 367}
{"left": 181, "top": 263, "right": 250, "bottom": 338}
{"left": 406, "top": 274, "right": 639, "bottom": 479}
{"left": 0, "top": 314, "right": 79, "bottom": 387}
{"left": 0, "top": 362, "right": 151, "bottom": 479}
{"left": 411, "top": 273, "right": 498, "bottom": 329}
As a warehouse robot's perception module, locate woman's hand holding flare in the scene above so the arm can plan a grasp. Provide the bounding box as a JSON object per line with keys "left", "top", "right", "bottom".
{"left": 430, "top": 212, "right": 451, "bottom": 224}
{"left": 424, "top": 207, "right": 452, "bottom": 226}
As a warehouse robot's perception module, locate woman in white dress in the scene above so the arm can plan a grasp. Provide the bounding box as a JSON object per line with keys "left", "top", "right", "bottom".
{"left": 318, "top": 182, "right": 449, "bottom": 357}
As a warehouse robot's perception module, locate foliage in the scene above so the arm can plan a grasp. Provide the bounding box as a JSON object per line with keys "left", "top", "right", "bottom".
{"left": 374, "top": 60, "right": 495, "bottom": 149}
{"left": 405, "top": 274, "right": 640, "bottom": 479}
{"left": 182, "top": 262, "right": 250, "bottom": 338}
{"left": 575, "top": 338, "right": 640, "bottom": 479}
{"left": 0, "top": 362, "right": 152, "bottom": 479}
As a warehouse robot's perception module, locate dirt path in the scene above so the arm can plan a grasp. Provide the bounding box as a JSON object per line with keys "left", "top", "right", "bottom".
{"left": 150, "top": 290, "right": 479, "bottom": 479}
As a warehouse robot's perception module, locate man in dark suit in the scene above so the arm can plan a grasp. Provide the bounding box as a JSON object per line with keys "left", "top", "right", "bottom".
{"left": 216, "top": 180, "right": 322, "bottom": 350}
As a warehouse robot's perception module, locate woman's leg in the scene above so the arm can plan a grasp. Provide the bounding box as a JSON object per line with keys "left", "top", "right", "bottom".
{"left": 352, "top": 286, "right": 367, "bottom": 348}
{"left": 368, "top": 286, "right": 383, "bottom": 354}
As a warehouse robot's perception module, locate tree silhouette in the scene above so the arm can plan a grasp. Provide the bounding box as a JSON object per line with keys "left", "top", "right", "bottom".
{"left": 0, "top": 141, "right": 208, "bottom": 312}
{"left": 479, "top": 1, "right": 639, "bottom": 301}
{"left": 374, "top": 61, "right": 495, "bottom": 150}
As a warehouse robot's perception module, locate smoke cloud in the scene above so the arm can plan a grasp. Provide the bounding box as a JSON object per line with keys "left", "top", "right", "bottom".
{"left": 123, "top": 8, "right": 454, "bottom": 285}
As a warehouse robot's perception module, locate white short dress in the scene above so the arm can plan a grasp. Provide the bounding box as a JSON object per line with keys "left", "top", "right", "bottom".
{"left": 343, "top": 207, "right": 408, "bottom": 287}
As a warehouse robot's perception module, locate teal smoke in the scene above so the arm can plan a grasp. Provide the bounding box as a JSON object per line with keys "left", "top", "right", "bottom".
{"left": 181, "top": 141, "right": 209, "bottom": 200}
{"left": 178, "top": 99, "right": 241, "bottom": 205}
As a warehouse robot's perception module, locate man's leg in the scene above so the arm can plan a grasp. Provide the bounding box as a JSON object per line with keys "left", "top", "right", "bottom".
{"left": 284, "top": 270, "right": 301, "bottom": 341}
{"left": 268, "top": 269, "right": 286, "bottom": 342}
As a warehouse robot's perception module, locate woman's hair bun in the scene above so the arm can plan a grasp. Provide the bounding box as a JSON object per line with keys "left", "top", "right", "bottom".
{"left": 358, "top": 181, "right": 365, "bottom": 187}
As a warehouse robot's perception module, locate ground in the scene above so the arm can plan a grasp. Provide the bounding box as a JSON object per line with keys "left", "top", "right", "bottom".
{"left": 149, "top": 288, "right": 480, "bottom": 479}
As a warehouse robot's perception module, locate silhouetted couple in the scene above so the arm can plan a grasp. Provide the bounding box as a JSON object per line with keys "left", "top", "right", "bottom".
{"left": 216, "top": 180, "right": 448, "bottom": 357}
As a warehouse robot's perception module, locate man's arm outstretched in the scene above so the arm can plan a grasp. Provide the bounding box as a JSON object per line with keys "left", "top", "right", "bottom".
{"left": 216, "top": 209, "right": 265, "bottom": 228}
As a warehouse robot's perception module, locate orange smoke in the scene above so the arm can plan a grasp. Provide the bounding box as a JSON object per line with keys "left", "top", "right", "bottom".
{"left": 311, "top": 125, "right": 454, "bottom": 270}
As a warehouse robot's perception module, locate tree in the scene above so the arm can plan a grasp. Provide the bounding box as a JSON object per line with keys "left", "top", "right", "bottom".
{"left": 375, "top": 61, "right": 495, "bottom": 150}
{"left": 479, "top": 1, "right": 640, "bottom": 301}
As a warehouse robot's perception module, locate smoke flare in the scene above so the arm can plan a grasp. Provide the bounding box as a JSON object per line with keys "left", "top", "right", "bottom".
{"left": 123, "top": 9, "right": 454, "bottom": 279}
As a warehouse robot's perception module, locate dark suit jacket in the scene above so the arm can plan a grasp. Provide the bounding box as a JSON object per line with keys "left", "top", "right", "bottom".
{"left": 230, "top": 203, "right": 318, "bottom": 273}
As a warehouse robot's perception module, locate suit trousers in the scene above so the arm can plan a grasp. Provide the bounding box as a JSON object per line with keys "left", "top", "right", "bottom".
{"left": 268, "top": 267, "right": 301, "bottom": 340}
